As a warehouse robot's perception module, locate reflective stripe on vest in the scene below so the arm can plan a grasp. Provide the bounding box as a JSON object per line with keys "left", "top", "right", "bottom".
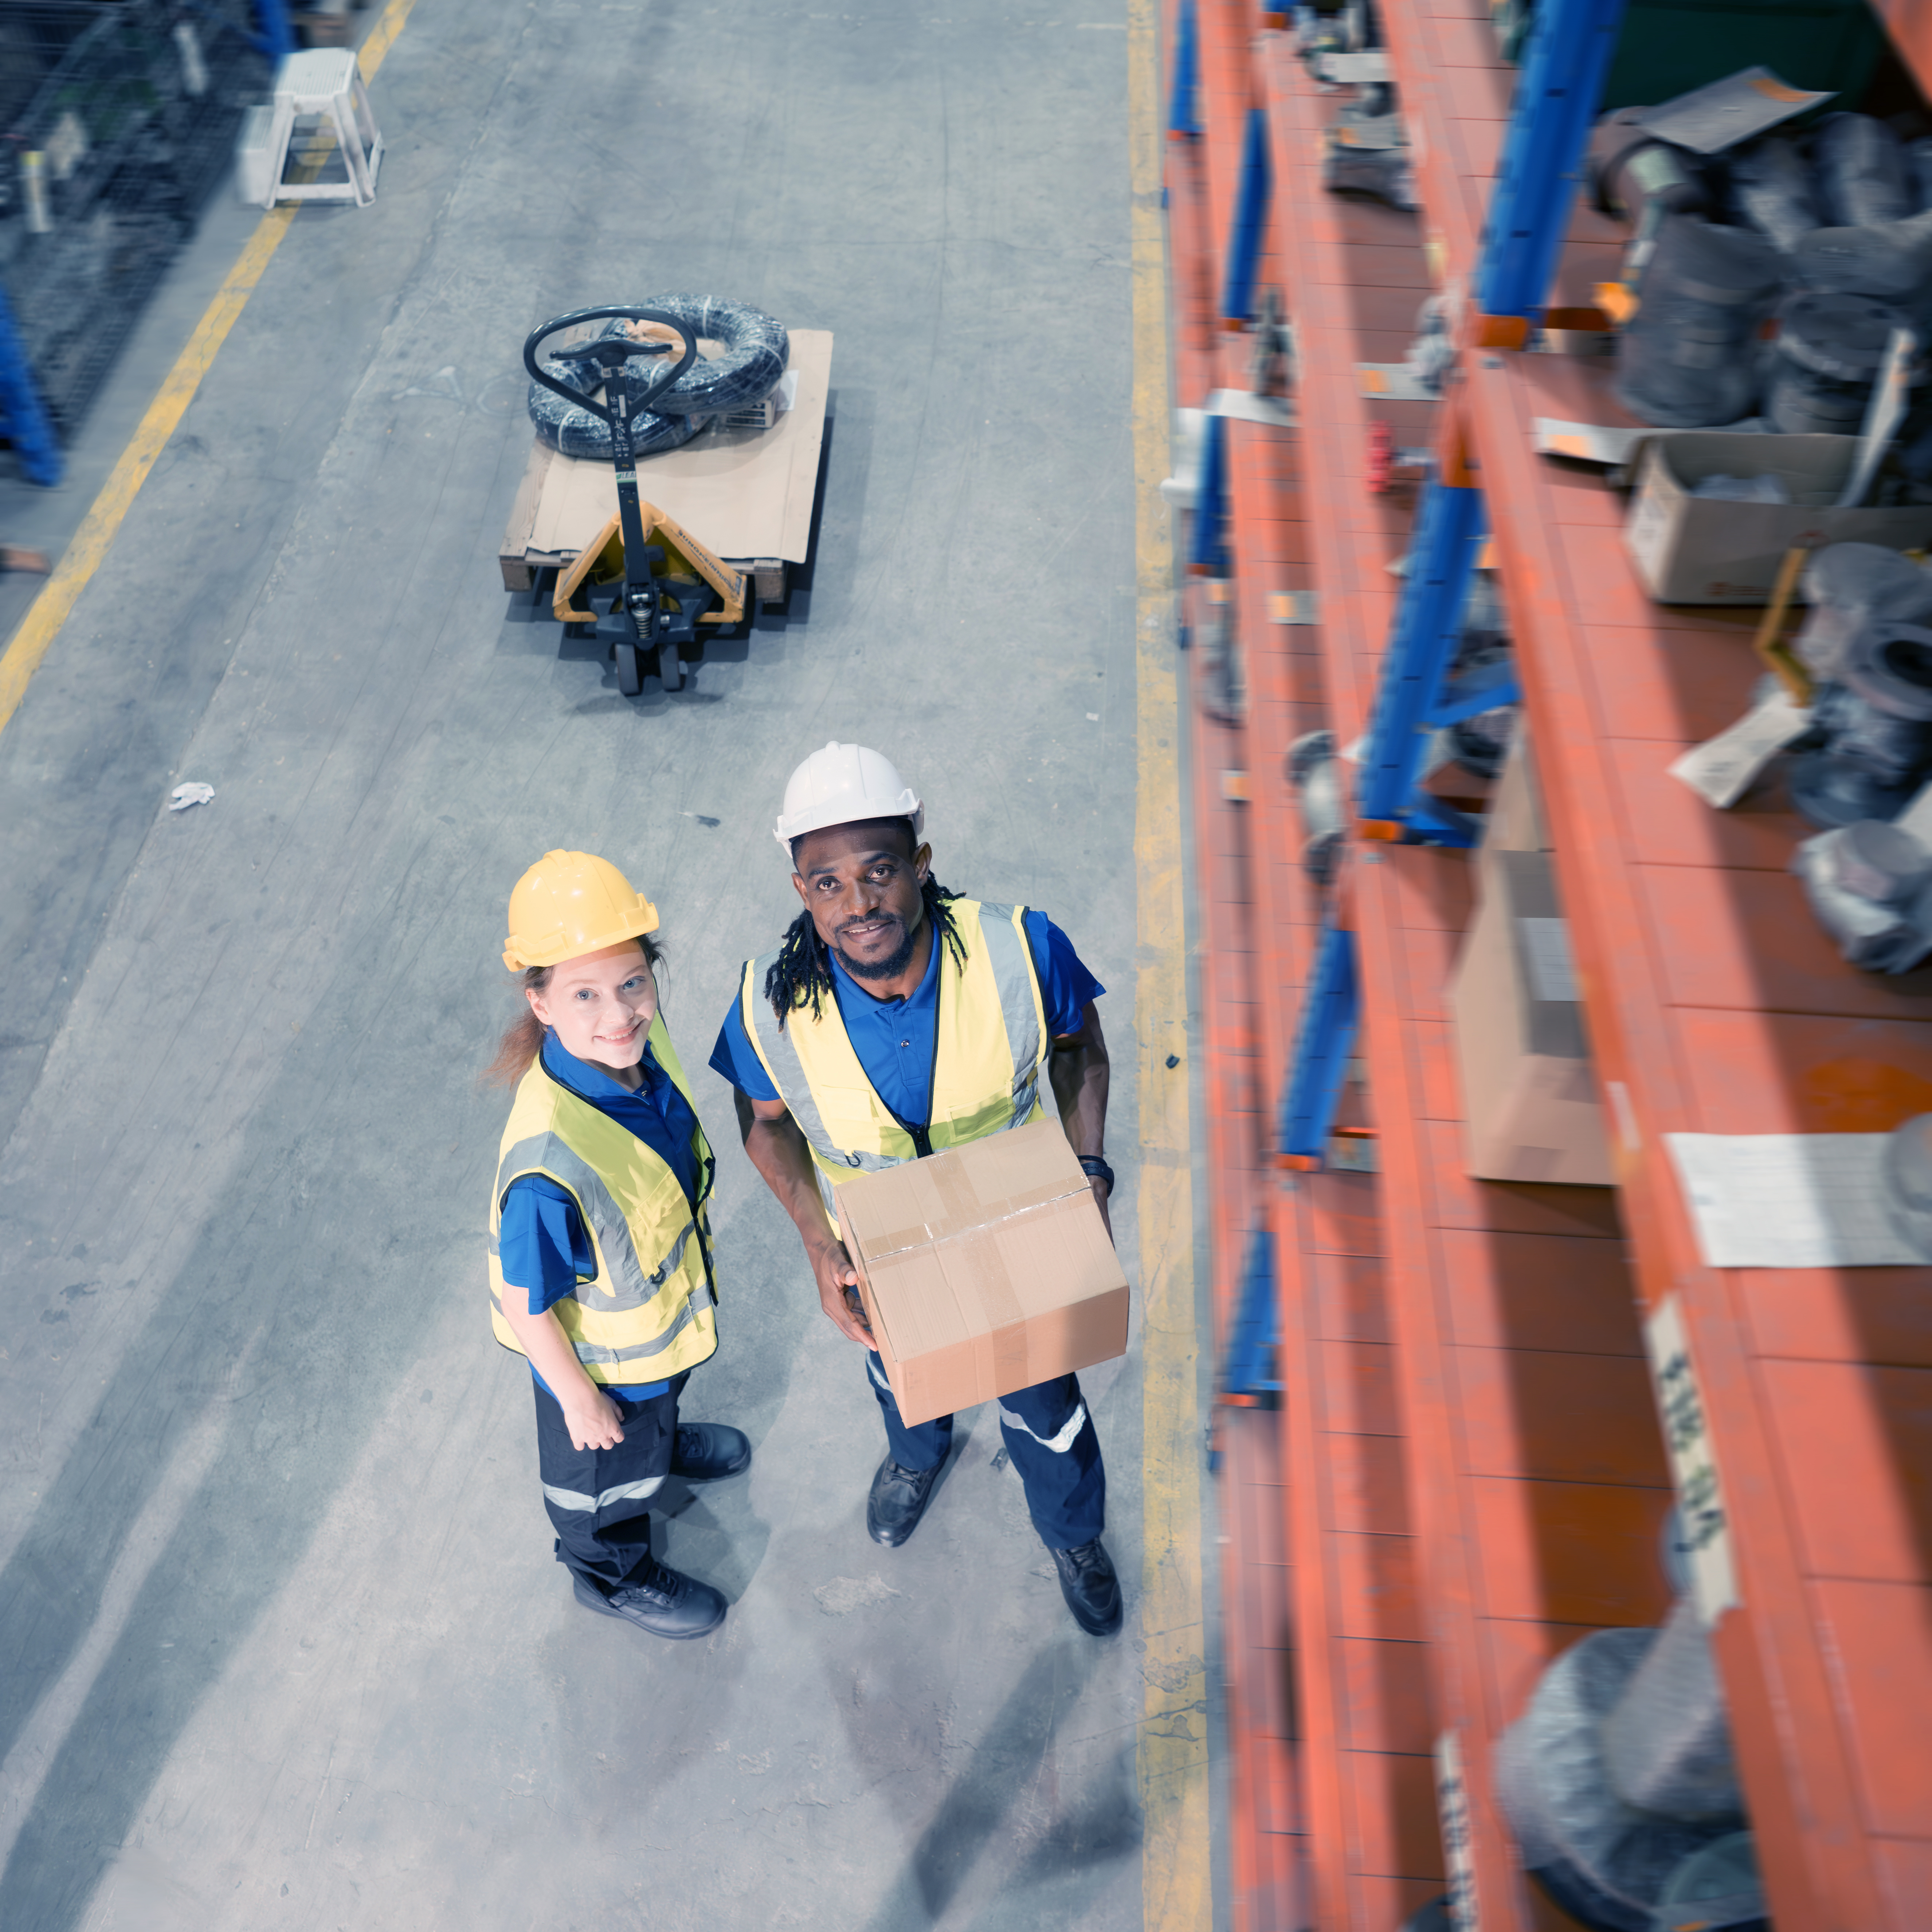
{"left": 486, "top": 1012, "right": 719, "bottom": 1384}
{"left": 738, "top": 899, "right": 1049, "bottom": 1211}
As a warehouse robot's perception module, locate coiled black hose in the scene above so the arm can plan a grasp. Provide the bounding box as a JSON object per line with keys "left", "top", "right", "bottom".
{"left": 527, "top": 294, "right": 789, "bottom": 461}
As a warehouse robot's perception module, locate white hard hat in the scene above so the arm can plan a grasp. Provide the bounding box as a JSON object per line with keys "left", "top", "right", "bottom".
{"left": 773, "top": 741, "right": 924, "bottom": 853}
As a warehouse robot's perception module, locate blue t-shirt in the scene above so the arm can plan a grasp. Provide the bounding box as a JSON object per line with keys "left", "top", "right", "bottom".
{"left": 497, "top": 1030, "right": 706, "bottom": 1402}
{"left": 707, "top": 908, "right": 1104, "bottom": 1125}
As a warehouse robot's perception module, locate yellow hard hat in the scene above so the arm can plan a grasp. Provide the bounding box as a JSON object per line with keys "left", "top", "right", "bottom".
{"left": 503, "top": 850, "right": 659, "bottom": 971}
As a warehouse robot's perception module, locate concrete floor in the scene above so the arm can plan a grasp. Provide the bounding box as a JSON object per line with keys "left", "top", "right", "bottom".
{"left": 0, "top": 4, "right": 1219, "bottom": 1929}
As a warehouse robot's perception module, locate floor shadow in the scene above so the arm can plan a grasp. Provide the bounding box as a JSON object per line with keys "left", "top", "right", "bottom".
{"left": 852, "top": 1639, "right": 1102, "bottom": 1932}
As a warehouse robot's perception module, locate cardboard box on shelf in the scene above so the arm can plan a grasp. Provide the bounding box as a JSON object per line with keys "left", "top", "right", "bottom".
{"left": 1482, "top": 718, "right": 1550, "bottom": 865}
{"left": 1623, "top": 432, "right": 1932, "bottom": 606}
{"left": 1450, "top": 847, "right": 1614, "bottom": 1186}
{"left": 836, "top": 1117, "right": 1129, "bottom": 1427}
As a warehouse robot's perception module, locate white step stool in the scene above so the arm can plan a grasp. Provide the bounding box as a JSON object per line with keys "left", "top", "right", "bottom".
{"left": 252, "top": 49, "right": 384, "bottom": 209}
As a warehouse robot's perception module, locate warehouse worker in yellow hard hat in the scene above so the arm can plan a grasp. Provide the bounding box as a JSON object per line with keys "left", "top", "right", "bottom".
{"left": 487, "top": 851, "right": 749, "bottom": 1641}
{"left": 708, "top": 745, "right": 1124, "bottom": 1637}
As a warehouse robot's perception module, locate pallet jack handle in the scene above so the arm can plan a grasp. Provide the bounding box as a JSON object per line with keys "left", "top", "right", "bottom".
{"left": 522, "top": 307, "right": 701, "bottom": 650}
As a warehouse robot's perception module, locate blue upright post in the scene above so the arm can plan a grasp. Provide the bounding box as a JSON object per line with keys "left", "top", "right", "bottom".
{"left": 1277, "top": 918, "right": 1359, "bottom": 1166}
{"left": 1479, "top": 0, "right": 1630, "bottom": 320}
{"left": 1219, "top": 1223, "right": 1282, "bottom": 1403}
{"left": 1190, "top": 409, "right": 1229, "bottom": 577}
{"left": 0, "top": 286, "right": 62, "bottom": 488}
{"left": 1274, "top": 0, "right": 1622, "bottom": 1153}
{"left": 1356, "top": 480, "right": 1488, "bottom": 838}
{"left": 252, "top": 0, "right": 296, "bottom": 63}
{"left": 1221, "top": 107, "right": 1272, "bottom": 328}
{"left": 1168, "top": 0, "right": 1200, "bottom": 140}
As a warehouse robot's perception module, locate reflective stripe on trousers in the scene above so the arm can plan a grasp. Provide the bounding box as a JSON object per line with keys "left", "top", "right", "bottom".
{"left": 997, "top": 1400, "right": 1089, "bottom": 1455}
{"left": 531, "top": 1374, "right": 687, "bottom": 1588}
{"left": 542, "top": 1474, "right": 665, "bottom": 1513}
{"left": 863, "top": 1353, "right": 1105, "bottom": 1551}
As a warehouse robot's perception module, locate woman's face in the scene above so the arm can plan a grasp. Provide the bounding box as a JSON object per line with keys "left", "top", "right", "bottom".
{"left": 527, "top": 940, "right": 657, "bottom": 1072}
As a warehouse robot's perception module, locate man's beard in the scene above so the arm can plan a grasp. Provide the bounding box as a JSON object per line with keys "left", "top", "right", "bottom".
{"left": 834, "top": 914, "right": 920, "bottom": 982}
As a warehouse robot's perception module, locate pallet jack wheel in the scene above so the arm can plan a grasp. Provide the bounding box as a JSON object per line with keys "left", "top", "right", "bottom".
{"left": 658, "top": 647, "right": 685, "bottom": 693}
{"left": 615, "top": 642, "right": 644, "bottom": 695}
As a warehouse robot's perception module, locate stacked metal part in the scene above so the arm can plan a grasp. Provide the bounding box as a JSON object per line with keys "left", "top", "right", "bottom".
{"left": 1785, "top": 543, "right": 1932, "bottom": 827}
{"left": 1791, "top": 817, "right": 1932, "bottom": 971}
{"left": 1287, "top": 730, "right": 1344, "bottom": 883}
{"left": 1779, "top": 544, "right": 1932, "bottom": 968}
{"left": 1445, "top": 567, "right": 1517, "bottom": 776}
{"left": 1767, "top": 289, "right": 1910, "bottom": 433}
{"left": 1596, "top": 81, "right": 1932, "bottom": 443}
{"left": 1307, "top": 0, "right": 1418, "bottom": 212}
{"left": 1195, "top": 577, "right": 1245, "bottom": 726}
{"left": 1613, "top": 216, "right": 1783, "bottom": 428}
{"left": 1496, "top": 1596, "right": 1767, "bottom": 1931}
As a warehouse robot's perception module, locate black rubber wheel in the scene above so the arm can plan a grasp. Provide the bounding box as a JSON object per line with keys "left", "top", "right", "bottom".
{"left": 658, "top": 648, "right": 685, "bottom": 693}
{"left": 615, "top": 642, "right": 644, "bottom": 696}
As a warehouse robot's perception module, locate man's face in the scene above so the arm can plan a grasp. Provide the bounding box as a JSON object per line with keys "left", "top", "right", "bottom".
{"left": 791, "top": 819, "right": 931, "bottom": 981}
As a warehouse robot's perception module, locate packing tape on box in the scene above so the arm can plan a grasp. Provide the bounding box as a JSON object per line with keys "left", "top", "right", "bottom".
{"left": 862, "top": 1174, "right": 1077, "bottom": 1263}
{"left": 952, "top": 1226, "right": 1032, "bottom": 1394}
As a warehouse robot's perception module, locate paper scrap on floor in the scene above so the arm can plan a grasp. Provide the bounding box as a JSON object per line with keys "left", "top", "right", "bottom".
{"left": 1665, "top": 1132, "right": 1924, "bottom": 1267}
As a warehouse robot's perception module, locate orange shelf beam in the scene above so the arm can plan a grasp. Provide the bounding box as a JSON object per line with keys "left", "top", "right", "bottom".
{"left": 1368, "top": 3, "right": 1932, "bottom": 1926}
{"left": 1263, "top": 30, "right": 1672, "bottom": 1932}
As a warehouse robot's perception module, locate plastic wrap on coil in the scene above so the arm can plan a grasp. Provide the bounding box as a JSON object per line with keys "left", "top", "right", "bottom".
{"left": 1764, "top": 290, "right": 1908, "bottom": 435}
{"left": 1723, "top": 136, "right": 1822, "bottom": 252}
{"left": 1614, "top": 216, "right": 1782, "bottom": 428}
{"left": 1791, "top": 212, "right": 1932, "bottom": 332}
{"left": 1792, "top": 542, "right": 1932, "bottom": 680}
{"left": 1496, "top": 1628, "right": 1732, "bottom": 1932}
{"left": 1792, "top": 820, "right": 1932, "bottom": 972}
{"left": 527, "top": 295, "right": 789, "bottom": 461}
{"left": 1912, "top": 136, "right": 1932, "bottom": 216}
{"left": 1813, "top": 113, "right": 1915, "bottom": 229}
{"left": 1599, "top": 1599, "right": 1743, "bottom": 1823}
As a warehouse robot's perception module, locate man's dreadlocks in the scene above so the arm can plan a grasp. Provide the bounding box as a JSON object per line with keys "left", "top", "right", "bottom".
{"left": 765, "top": 873, "right": 968, "bottom": 1028}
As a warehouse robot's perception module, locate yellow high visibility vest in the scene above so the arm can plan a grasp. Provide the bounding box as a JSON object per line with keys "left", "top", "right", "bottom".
{"left": 738, "top": 898, "right": 1051, "bottom": 1226}
{"left": 486, "top": 1013, "right": 719, "bottom": 1384}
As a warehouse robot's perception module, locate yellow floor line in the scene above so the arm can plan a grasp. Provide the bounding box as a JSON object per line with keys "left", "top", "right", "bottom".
{"left": 1130, "top": 1, "right": 1209, "bottom": 1928}
{"left": 0, "top": 0, "right": 419, "bottom": 738}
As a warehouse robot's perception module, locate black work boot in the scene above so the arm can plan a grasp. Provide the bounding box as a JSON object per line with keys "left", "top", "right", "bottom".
{"left": 671, "top": 1422, "right": 752, "bottom": 1480}
{"left": 574, "top": 1557, "right": 726, "bottom": 1640}
{"left": 1051, "top": 1538, "right": 1123, "bottom": 1635}
{"left": 866, "top": 1455, "right": 943, "bottom": 1547}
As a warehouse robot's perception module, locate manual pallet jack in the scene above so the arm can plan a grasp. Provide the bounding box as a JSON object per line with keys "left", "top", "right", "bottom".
{"left": 521, "top": 306, "right": 747, "bottom": 696}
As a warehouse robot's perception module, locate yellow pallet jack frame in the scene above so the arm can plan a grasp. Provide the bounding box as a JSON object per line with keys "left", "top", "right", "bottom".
{"left": 552, "top": 502, "right": 748, "bottom": 628}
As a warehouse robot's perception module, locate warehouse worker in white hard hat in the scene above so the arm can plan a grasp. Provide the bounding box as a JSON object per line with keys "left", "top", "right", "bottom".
{"left": 486, "top": 851, "right": 751, "bottom": 1642}
{"left": 708, "top": 745, "right": 1123, "bottom": 1636}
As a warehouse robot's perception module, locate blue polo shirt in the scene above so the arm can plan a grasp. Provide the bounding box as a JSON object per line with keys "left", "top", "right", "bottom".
{"left": 497, "top": 1029, "right": 706, "bottom": 1403}
{"left": 707, "top": 908, "right": 1104, "bottom": 1124}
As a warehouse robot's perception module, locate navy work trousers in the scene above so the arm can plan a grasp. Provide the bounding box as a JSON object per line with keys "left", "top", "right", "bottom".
{"left": 866, "top": 1351, "right": 1105, "bottom": 1551}
{"left": 532, "top": 1372, "right": 688, "bottom": 1588}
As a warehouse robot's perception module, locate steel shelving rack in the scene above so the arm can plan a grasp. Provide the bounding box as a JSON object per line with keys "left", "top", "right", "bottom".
{"left": 1167, "top": 1, "right": 1932, "bottom": 1928}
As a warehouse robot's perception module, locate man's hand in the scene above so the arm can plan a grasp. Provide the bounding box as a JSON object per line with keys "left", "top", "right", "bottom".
{"left": 562, "top": 1387, "right": 626, "bottom": 1452}
{"left": 809, "top": 1238, "right": 875, "bottom": 1346}
{"left": 1090, "top": 1174, "right": 1114, "bottom": 1245}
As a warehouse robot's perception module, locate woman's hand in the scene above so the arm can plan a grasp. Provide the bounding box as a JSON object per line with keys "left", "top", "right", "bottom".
{"left": 562, "top": 1387, "right": 626, "bottom": 1452}
{"left": 809, "top": 1238, "right": 875, "bottom": 1347}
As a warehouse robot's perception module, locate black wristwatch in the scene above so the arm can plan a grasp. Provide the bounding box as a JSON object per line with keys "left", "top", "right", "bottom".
{"left": 1078, "top": 1155, "right": 1115, "bottom": 1198}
